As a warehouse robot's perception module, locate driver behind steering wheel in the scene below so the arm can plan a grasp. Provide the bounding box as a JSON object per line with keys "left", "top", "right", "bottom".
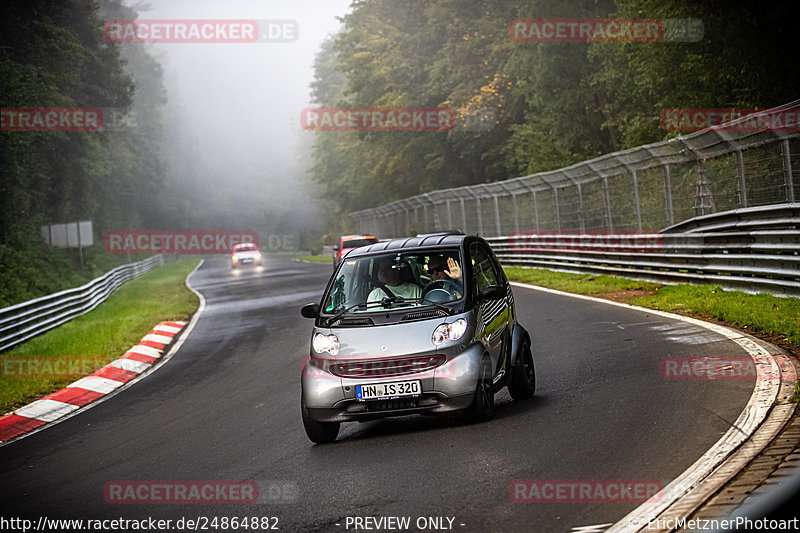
{"left": 425, "top": 254, "right": 463, "bottom": 299}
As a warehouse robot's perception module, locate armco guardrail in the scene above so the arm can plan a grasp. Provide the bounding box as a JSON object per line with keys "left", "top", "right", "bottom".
{"left": 0, "top": 255, "right": 168, "bottom": 352}
{"left": 488, "top": 226, "right": 800, "bottom": 297}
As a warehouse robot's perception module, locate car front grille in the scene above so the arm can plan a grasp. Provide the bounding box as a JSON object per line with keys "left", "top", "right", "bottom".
{"left": 329, "top": 355, "right": 446, "bottom": 378}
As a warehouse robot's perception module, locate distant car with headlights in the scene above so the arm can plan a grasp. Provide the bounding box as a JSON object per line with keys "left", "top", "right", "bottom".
{"left": 231, "top": 242, "right": 262, "bottom": 268}
{"left": 299, "top": 233, "right": 536, "bottom": 443}
{"left": 333, "top": 234, "right": 379, "bottom": 267}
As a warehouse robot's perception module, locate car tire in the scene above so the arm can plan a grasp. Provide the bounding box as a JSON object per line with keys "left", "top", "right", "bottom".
{"left": 508, "top": 337, "right": 535, "bottom": 400}
{"left": 464, "top": 356, "right": 494, "bottom": 423}
{"left": 301, "top": 395, "right": 340, "bottom": 444}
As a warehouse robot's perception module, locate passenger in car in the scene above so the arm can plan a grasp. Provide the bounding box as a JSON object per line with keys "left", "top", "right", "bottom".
{"left": 368, "top": 257, "right": 422, "bottom": 301}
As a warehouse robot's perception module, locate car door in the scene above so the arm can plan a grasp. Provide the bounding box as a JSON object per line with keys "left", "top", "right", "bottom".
{"left": 469, "top": 241, "right": 511, "bottom": 379}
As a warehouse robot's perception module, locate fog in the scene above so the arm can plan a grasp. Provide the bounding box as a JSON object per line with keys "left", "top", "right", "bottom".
{"left": 138, "top": 0, "right": 354, "bottom": 246}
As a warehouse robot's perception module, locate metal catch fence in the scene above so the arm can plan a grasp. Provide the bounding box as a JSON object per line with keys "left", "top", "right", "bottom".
{"left": 351, "top": 101, "right": 800, "bottom": 237}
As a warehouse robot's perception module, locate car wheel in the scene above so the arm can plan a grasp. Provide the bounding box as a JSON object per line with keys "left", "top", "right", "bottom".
{"left": 464, "top": 356, "right": 494, "bottom": 423}
{"left": 301, "top": 394, "right": 340, "bottom": 444}
{"left": 508, "top": 338, "right": 535, "bottom": 400}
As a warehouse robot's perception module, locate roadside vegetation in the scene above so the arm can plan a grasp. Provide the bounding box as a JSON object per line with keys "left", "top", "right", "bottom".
{"left": 295, "top": 254, "right": 335, "bottom": 264}
{"left": 0, "top": 243, "right": 144, "bottom": 308}
{"left": 504, "top": 266, "right": 800, "bottom": 401}
{"left": 0, "top": 258, "right": 200, "bottom": 414}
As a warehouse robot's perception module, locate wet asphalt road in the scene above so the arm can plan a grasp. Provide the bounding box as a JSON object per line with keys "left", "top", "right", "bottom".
{"left": 0, "top": 256, "right": 754, "bottom": 532}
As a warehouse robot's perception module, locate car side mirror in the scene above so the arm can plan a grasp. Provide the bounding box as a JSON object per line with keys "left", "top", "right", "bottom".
{"left": 301, "top": 303, "right": 320, "bottom": 318}
{"left": 479, "top": 285, "right": 505, "bottom": 301}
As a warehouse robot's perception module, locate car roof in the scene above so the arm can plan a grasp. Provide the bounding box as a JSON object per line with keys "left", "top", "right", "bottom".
{"left": 346, "top": 233, "right": 471, "bottom": 257}
{"left": 234, "top": 242, "right": 258, "bottom": 249}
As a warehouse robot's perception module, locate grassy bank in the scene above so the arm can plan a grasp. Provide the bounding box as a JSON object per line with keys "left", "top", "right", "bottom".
{"left": 0, "top": 257, "right": 201, "bottom": 413}
{"left": 295, "top": 254, "right": 335, "bottom": 264}
{"left": 0, "top": 242, "right": 144, "bottom": 308}
{"left": 503, "top": 267, "right": 800, "bottom": 401}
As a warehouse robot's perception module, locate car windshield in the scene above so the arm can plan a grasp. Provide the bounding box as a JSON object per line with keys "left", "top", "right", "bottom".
{"left": 235, "top": 245, "right": 257, "bottom": 252}
{"left": 322, "top": 249, "right": 465, "bottom": 314}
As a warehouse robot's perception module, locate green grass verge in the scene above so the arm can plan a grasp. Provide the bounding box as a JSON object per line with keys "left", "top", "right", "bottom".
{"left": 504, "top": 266, "right": 800, "bottom": 402}
{"left": 0, "top": 257, "right": 200, "bottom": 413}
{"left": 295, "top": 254, "right": 335, "bottom": 264}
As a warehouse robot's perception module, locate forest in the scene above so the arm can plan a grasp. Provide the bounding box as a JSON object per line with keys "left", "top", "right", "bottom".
{"left": 1, "top": 0, "right": 799, "bottom": 304}
{"left": 308, "top": 0, "right": 799, "bottom": 217}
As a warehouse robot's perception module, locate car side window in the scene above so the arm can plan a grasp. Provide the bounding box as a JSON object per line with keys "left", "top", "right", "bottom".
{"left": 469, "top": 242, "right": 499, "bottom": 293}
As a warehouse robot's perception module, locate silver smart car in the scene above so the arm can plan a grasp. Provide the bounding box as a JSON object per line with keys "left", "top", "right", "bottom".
{"left": 299, "top": 233, "right": 536, "bottom": 443}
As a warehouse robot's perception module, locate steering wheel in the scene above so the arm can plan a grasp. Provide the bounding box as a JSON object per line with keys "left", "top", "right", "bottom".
{"left": 422, "top": 279, "right": 461, "bottom": 301}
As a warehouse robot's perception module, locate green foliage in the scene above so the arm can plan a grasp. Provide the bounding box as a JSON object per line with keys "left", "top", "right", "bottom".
{"left": 308, "top": 0, "right": 799, "bottom": 218}
{"left": 1, "top": 0, "right": 177, "bottom": 303}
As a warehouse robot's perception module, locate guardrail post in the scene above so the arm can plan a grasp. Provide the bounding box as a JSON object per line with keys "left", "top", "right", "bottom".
{"left": 783, "top": 139, "right": 795, "bottom": 202}
{"left": 736, "top": 149, "right": 748, "bottom": 208}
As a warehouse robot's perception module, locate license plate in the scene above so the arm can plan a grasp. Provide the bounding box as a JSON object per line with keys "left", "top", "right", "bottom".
{"left": 356, "top": 380, "right": 421, "bottom": 401}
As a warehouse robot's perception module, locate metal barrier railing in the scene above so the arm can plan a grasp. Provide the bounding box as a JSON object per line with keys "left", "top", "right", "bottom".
{"left": 0, "top": 255, "right": 168, "bottom": 352}
{"left": 488, "top": 204, "right": 800, "bottom": 296}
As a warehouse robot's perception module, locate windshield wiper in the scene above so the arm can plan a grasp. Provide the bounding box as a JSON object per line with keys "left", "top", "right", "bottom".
{"left": 325, "top": 300, "right": 391, "bottom": 326}
{"left": 398, "top": 297, "right": 453, "bottom": 314}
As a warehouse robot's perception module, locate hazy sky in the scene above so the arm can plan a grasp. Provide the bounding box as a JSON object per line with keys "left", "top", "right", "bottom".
{"left": 139, "top": 0, "right": 353, "bottom": 184}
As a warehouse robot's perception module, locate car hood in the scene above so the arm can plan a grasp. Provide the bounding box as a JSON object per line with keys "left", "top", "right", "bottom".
{"left": 314, "top": 311, "right": 474, "bottom": 359}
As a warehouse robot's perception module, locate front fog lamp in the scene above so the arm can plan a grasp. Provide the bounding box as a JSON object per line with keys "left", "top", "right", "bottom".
{"left": 432, "top": 318, "right": 468, "bottom": 346}
{"left": 313, "top": 333, "right": 340, "bottom": 355}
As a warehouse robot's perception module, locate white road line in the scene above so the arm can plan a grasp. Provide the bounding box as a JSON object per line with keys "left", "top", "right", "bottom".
{"left": 510, "top": 282, "right": 784, "bottom": 533}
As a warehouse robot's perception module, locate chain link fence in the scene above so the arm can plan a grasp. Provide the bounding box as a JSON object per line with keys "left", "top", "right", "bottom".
{"left": 351, "top": 100, "right": 800, "bottom": 237}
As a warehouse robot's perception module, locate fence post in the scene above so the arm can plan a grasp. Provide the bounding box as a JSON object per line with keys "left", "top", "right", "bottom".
{"left": 736, "top": 149, "right": 748, "bottom": 207}
{"left": 663, "top": 164, "right": 674, "bottom": 227}
{"left": 493, "top": 194, "right": 502, "bottom": 236}
{"left": 784, "top": 139, "right": 795, "bottom": 202}
{"left": 446, "top": 200, "right": 453, "bottom": 229}
{"left": 460, "top": 197, "right": 467, "bottom": 234}
{"left": 631, "top": 169, "right": 643, "bottom": 231}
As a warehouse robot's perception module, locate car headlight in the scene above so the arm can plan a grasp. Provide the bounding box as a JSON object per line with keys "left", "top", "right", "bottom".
{"left": 432, "top": 318, "right": 468, "bottom": 346}
{"left": 313, "top": 333, "right": 340, "bottom": 355}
